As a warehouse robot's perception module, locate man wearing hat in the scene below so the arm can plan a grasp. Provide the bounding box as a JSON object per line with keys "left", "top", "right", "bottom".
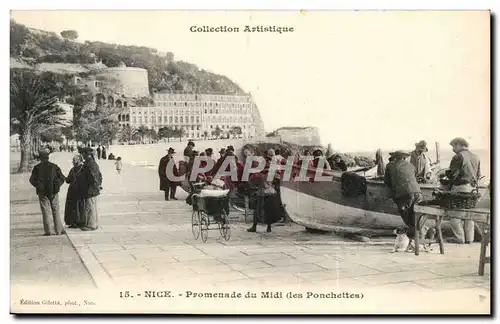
{"left": 184, "top": 141, "right": 195, "bottom": 162}
{"left": 410, "top": 140, "right": 432, "bottom": 183}
{"left": 444, "top": 137, "right": 481, "bottom": 244}
{"left": 218, "top": 148, "right": 226, "bottom": 161}
{"left": 384, "top": 150, "right": 428, "bottom": 240}
{"left": 29, "top": 149, "right": 67, "bottom": 235}
{"left": 158, "top": 147, "right": 179, "bottom": 201}
{"left": 80, "top": 148, "right": 103, "bottom": 231}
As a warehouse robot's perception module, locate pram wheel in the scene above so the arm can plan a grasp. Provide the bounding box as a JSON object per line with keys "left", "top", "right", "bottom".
{"left": 218, "top": 210, "right": 231, "bottom": 241}
{"left": 191, "top": 210, "right": 201, "bottom": 239}
{"left": 200, "top": 216, "right": 209, "bottom": 242}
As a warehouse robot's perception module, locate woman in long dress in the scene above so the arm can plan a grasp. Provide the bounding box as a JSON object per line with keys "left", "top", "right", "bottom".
{"left": 247, "top": 174, "right": 285, "bottom": 233}
{"left": 64, "top": 154, "right": 86, "bottom": 228}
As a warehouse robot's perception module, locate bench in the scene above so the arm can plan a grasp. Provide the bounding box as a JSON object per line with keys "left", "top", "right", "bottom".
{"left": 414, "top": 205, "right": 491, "bottom": 275}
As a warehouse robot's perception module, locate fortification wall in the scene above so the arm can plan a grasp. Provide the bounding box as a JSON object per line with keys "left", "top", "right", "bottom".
{"left": 95, "top": 67, "right": 149, "bottom": 98}
{"left": 275, "top": 127, "right": 322, "bottom": 146}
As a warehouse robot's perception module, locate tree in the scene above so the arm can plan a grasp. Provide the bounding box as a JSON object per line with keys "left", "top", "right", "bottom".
{"left": 136, "top": 125, "right": 149, "bottom": 143}
{"left": 203, "top": 130, "right": 209, "bottom": 140}
{"left": 40, "top": 128, "right": 64, "bottom": 143}
{"left": 60, "top": 30, "right": 78, "bottom": 41}
{"left": 61, "top": 125, "right": 74, "bottom": 145}
{"left": 158, "top": 126, "right": 174, "bottom": 142}
{"left": 232, "top": 126, "right": 242, "bottom": 138}
{"left": 211, "top": 126, "right": 222, "bottom": 139}
{"left": 10, "top": 70, "right": 65, "bottom": 172}
{"left": 118, "top": 125, "right": 138, "bottom": 143}
{"left": 174, "top": 128, "right": 186, "bottom": 142}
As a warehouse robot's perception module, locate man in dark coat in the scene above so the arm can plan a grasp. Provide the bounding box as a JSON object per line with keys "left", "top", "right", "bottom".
{"left": 81, "top": 148, "right": 103, "bottom": 231}
{"left": 96, "top": 145, "right": 101, "bottom": 160}
{"left": 159, "top": 147, "right": 179, "bottom": 200}
{"left": 384, "top": 150, "right": 432, "bottom": 240}
{"left": 445, "top": 137, "right": 481, "bottom": 244}
{"left": 183, "top": 141, "right": 195, "bottom": 162}
{"left": 29, "top": 149, "right": 66, "bottom": 235}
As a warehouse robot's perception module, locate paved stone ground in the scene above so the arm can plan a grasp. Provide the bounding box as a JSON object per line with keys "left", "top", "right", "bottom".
{"left": 10, "top": 168, "right": 95, "bottom": 289}
{"left": 10, "top": 152, "right": 491, "bottom": 310}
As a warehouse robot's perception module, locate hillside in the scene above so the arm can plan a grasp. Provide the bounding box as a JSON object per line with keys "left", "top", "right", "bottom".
{"left": 10, "top": 19, "right": 246, "bottom": 95}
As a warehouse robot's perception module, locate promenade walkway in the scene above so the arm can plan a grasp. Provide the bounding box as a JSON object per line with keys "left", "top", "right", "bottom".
{"left": 10, "top": 152, "right": 491, "bottom": 313}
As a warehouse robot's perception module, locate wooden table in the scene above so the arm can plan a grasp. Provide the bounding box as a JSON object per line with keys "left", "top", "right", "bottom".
{"left": 414, "top": 205, "right": 491, "bottom": 275}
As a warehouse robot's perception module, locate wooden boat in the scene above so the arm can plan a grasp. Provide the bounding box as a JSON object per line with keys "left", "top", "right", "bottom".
{"left": 280, "top": 169, "right": 490, "bottom": 234}
{"left": 278, "top": 143, "right": 490, "bottom": 234}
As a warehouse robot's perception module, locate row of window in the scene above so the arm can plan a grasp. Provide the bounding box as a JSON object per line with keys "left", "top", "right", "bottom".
{"left": 154, "top": 94, "right": 251, "bottom": 102}
{"left": 153, "top": 101, "right": 253, "bottom": 109}
{"left": 122, "top": 114, "right": 251, "bottom": 124}
{"left": 130, "top": 107, "right": 250, "bottom": 115}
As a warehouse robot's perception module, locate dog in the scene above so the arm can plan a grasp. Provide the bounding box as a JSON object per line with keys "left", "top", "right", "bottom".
{"left": 391, "top": 227, "right": 411, "bottom": 253}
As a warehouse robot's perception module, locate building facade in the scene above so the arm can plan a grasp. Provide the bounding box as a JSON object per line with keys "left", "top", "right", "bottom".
{"left": 120, "top": 92, "right": 265, "bottom": 140}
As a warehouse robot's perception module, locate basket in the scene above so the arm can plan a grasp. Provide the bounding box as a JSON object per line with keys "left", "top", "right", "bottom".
{"left": 432, "top": 189, "right": 481, "bottom": 209}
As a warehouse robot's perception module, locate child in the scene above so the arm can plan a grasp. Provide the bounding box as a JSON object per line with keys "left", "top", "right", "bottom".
{"left": 115, "top": 157, "right": 123, "bottom": 174}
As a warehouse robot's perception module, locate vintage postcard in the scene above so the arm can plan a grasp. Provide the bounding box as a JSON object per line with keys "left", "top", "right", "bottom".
{"left": 9, "top": 10, "right": 491, "bottom": 314}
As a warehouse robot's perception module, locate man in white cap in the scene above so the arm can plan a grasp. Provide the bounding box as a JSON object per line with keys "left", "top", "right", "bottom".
{"left": 444, "top": 137, "right": 481, "bottom": 244}
{"left": 29, "top": 149, "right": 66, "bottom": 235}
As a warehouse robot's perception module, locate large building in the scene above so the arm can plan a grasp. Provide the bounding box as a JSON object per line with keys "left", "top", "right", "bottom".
{"left": 120, "top": 92, "right": 265, "bottom": 140}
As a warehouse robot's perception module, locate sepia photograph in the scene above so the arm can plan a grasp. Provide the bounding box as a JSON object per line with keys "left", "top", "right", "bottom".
{"left": 9, "top": 9, "right": 491, "bottom": 314}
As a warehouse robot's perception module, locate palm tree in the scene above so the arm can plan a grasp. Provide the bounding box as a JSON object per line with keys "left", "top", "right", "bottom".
{"left": 10, "top": 70, "right": 65, "bottom": 172}
{"left": 118, "top": 125, "right": 137, "bottom": 143}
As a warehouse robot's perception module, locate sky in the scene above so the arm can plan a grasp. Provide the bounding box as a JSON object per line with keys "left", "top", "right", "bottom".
{"left": 10, "top": 10, "right": 491, "bottom": 152}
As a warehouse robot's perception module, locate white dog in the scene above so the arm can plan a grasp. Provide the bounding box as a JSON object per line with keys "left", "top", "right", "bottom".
{"left": 391, "top": 227, "right": 411, "bottom": 253}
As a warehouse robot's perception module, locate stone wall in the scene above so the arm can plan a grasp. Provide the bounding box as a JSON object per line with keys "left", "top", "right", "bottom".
{"left": 274, "top": 127, "right": 322, "bottom": 146}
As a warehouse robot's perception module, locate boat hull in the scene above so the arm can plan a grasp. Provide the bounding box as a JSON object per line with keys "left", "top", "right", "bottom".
{"left": 280, "top": 171, "right": 490, "bottom": 233}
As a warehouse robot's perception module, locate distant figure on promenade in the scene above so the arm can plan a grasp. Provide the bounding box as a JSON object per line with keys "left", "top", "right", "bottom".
{"left": 384, "top": 150, "right": 433, "bottom": 241}
{"left": 101, "top": 146, "right": 107, "bottom": 160}
{"left": 410, "top": 140, "right": 432, "bottom": 183}
{"left": 330, "top": 154, "right": 348, "bottom": 172}
{"left": 218, "top": 148, "right": 226, "bottom": 161}
{"left": 29, "top": 149, "right": 66, "bottom": 236}
{"left": 81, "top": 148, "right": 103, "bottom": 231}
{"left": 64, "top": 154, "right": 86, "bottom": 229}
{"left": 375, "top": 149, "right": 385, "bottom": 177}
{"left": 108, "top": 153, "right": 115, "bottom": 160}
{"left": 443, "top": 137, "right": 481, "bottom": 244}
{"left": 96, "top": 145, "right": 101, "bottom": 160}
{"left": 184, "top": 141, "right": 195, "bottom": 162}
{"left": 312, "top": 149, "right": 331, "bottom": 170}
{"left": 115, "top": 157, "right": 123, "bottom": 175}
{"left": 158, "top": 147, "right": 179, "bottom": 201}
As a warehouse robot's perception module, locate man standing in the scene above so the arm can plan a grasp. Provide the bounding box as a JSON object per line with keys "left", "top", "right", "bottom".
{"left": 410, "top": 140, "right": 433, "bottom": 183}
{"left": 29, "top": 149, "right": 66, "bottom": 236}
{"left": 384, "top": 150, "right": 427, "bottom": 239}
{"left": 183, "top": 141, "right": 195, "bottom": 162}
{"left": 158, "top": 147, "right": 179, "bottom": 201}
{"left": 96, "top": 145, "right": 101, "bottom": 160}
{"left": 444, "top": 137, "right": 481, "bottom": 244}
{"left": 81, "top": 148, "right": 102, "bottom": 231}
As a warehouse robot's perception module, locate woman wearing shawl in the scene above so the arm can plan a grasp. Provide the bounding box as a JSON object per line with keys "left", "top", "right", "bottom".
{"left": 246, "top": 173, "right": 285, "bottom": 233}
{"left": 64, "top": 154, "right": 86, "bottom": 228}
